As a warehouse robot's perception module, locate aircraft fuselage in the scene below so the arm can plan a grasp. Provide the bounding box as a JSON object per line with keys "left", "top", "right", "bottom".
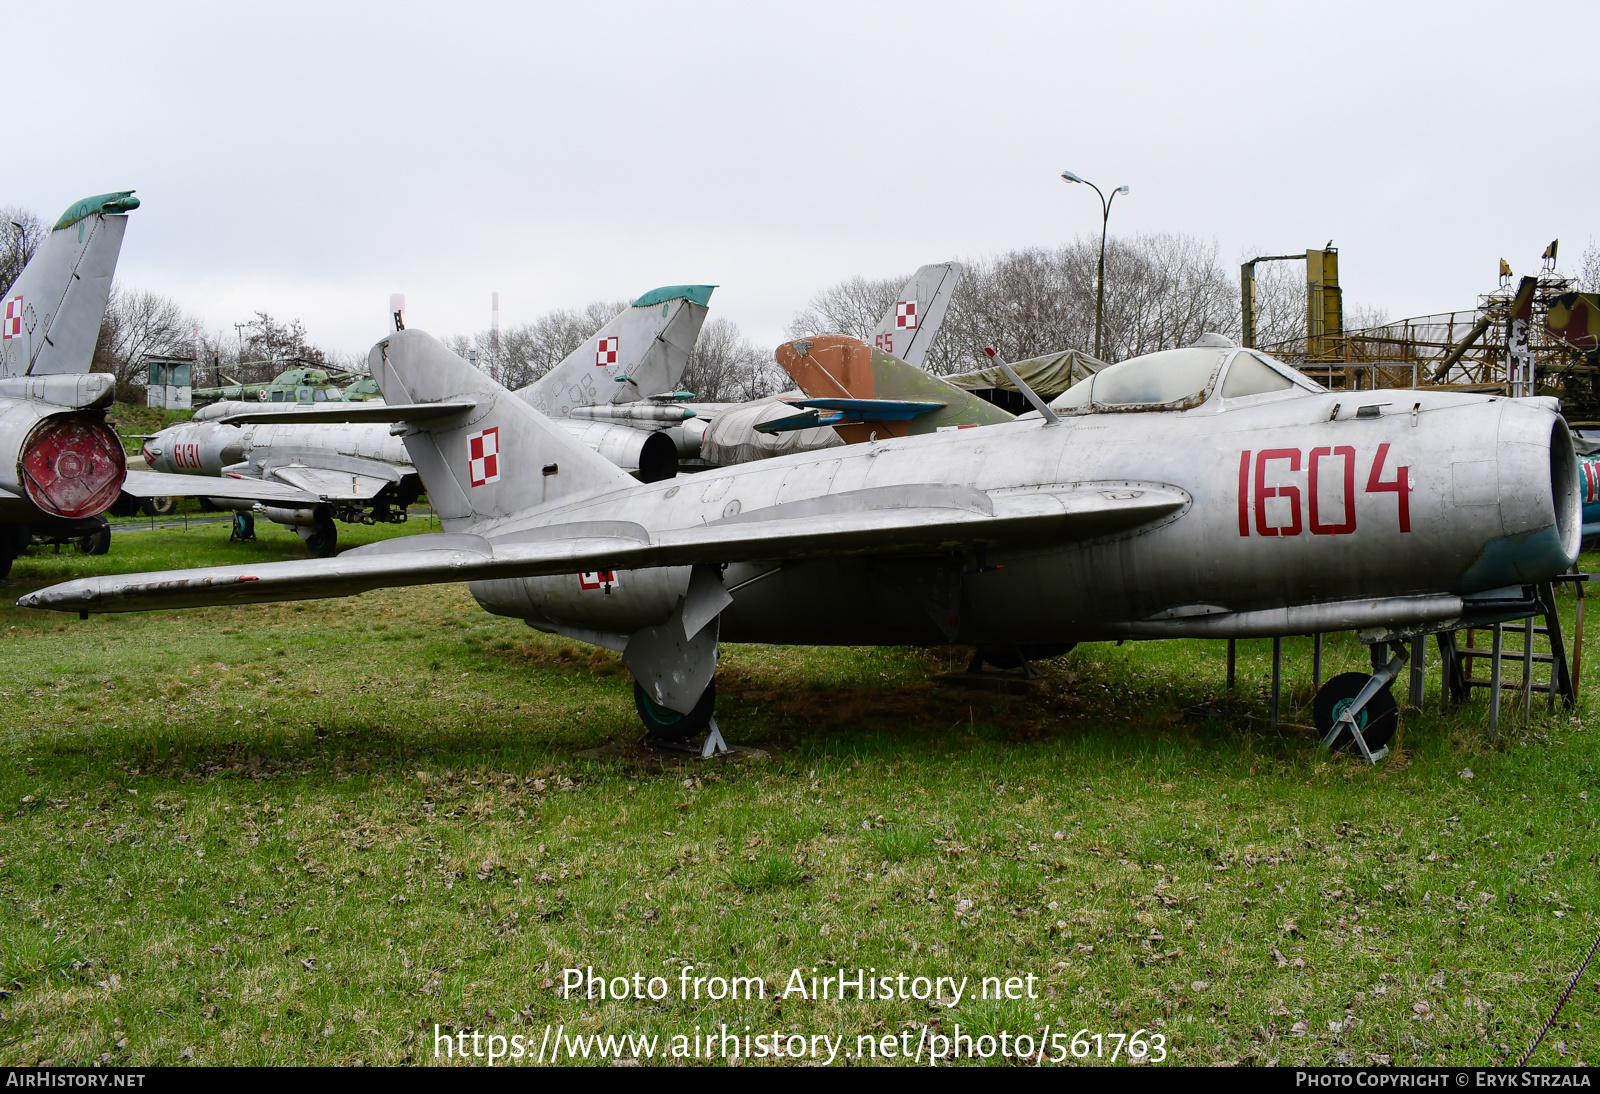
{"left": 466, "top": 387, "right": 1577, "bottom": 647}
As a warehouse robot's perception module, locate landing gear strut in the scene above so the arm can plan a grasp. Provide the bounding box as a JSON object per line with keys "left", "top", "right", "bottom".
{"left": 1312, "top": 644, "right": 1407, "bottom": 763}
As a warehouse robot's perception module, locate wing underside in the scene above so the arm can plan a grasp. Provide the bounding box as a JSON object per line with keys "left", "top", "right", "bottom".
{"left": 122, "top": 471, "right": 321, "bottom": 507}
{"left": 266, "top": 466, "right": 391, "bottom": 501}
{"left": 21, "top": 483, "right": 1188, "bottom": 613}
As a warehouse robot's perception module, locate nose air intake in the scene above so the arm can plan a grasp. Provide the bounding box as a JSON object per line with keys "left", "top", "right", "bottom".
{"left": 1549, "top": 417, "right": 1581, "bottom": 561}
{"left": 20, "top": 414, "right": 126, "bottom": 518}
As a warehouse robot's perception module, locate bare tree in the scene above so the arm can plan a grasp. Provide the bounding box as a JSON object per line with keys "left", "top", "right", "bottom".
{"left": 787, "top": 275, "right": 907, "bottom": 342}
{"left": 788, "top": 235, "right": 1242, "bottom": 376}
{"left": 458, "top": 300, "right": 627, "bottom": 388}
{"left": 1581, "top": 237, "right": 1600, "bottom": 293}
{"left": 680, "top": 317, "right": 783, "bottom": 402}
{"left": 0, "top": 206, "right": 45, "bottom": 298}
{"left": 91, "top": 285, "right": 196, "bottom": 389}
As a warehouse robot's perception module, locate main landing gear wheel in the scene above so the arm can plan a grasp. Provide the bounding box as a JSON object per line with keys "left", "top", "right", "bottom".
{"left": 230, "top": 512, "right": 255, "bottom": 542}
{"left": 0, "top": 523, "right": 22, "bottom": 578}
{"left": 1313, "top": 672, "right": 1400, "bottom": 753}
{"left": 72, "top": 516, "right": 111, "bottom": 556}
{"left": 299, "top": 519, "right": 338, "bottom": 557}
{"left": 634, "top": 679, "right": 716, "bottom": 743}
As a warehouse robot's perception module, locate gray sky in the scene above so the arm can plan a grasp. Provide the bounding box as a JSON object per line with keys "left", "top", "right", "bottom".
{"left": 7, "top": 1, "right": 1596, "bottom": 356}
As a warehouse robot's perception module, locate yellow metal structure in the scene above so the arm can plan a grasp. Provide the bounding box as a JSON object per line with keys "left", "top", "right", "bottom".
{"left": 1305, "top": 248, "right": 1343, "bottom": 363}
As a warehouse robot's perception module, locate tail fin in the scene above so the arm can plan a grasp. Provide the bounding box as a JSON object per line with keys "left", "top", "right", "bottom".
{"left": 2, "top": 192, "right": 138, "bottom": 378}
{"left": 370, "top": 330, "right": 633, "bottom": 530}
{"left": 868, "top": 262, "right": 962, "bottom": 367}
{"left": 517, "top": 285, "right": 713, "bottom": 417}
{"left": 775, "top": 334, "right": 1012, "bottom": 440}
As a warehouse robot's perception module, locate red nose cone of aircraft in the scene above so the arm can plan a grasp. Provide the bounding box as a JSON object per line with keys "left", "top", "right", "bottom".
{"left": 21, "top": 415, "right": 127, "bottom": 518}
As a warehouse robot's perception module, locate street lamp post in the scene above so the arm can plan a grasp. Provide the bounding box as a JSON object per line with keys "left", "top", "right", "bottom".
{"left": 1060, "top": 171, "right": 1129, "bottom": 361}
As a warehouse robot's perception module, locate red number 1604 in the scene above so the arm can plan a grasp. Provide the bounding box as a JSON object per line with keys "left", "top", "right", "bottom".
{"left": 1236, "top": 444, "right": 1410, "bottom": 537}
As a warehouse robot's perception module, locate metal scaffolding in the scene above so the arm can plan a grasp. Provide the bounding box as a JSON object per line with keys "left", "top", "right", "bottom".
{"left": 1258, "top": 271, "right": 1600, "bottom": 423}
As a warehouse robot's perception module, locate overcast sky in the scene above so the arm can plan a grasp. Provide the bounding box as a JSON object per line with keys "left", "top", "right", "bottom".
{"left": 6, "top": 1, "right": 1596, "bottom": 356}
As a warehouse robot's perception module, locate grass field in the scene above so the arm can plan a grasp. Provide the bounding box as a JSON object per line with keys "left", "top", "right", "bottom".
{"left": 0, "top": 518, "right": 1597, "bottom": 1066}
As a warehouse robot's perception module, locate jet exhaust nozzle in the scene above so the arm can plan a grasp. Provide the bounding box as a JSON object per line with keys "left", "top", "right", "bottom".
{"left": 19, "top": 414, "right": 126, "bottom": 518}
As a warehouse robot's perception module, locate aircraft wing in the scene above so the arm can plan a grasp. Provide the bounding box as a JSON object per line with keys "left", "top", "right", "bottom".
{"left": 122, "top": 471, "right": 321, "bottom": 506}
{"left": 22, "top": 482, "right": 1188, "bottom": 614}
{"left": 213, "top": 402, "right": 476, "bottom": 426}
{"left": 266, "top": 466, "right": 391, "bottom": 501}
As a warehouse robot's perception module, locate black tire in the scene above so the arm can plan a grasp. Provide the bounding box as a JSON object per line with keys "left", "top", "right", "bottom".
{"left": 73, "top": 516, "right": 111, "bottom": 556}
{"left": 141, "top": 496, "right": 177, "bottom": 517}
{"left": 0, "top": 523, "right": 17, "bottom": 578}
{"left": 633, "top": 679, "right": 716, "bottom": 742}
{"left": 108, "top": 492, "right": 143, "bottom": 518}
{"left": 231, "top": 512, "right": 255, "bottom": 541}
{"left": 975, "top": 643, "right": 1077, "bottom": 670}
{"left": 1313, "top": 671, "right": 1400, "bottom": 753}
{"left": 301, "top": 520, "right": 338, "bottom": 557}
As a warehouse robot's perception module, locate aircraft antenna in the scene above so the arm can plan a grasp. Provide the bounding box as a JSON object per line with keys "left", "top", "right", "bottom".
{"left": 983, "top": 348, "right": 1060, "bottom": 425}
{"left": 491, "top": 292, "right": 501, "bottom": 385}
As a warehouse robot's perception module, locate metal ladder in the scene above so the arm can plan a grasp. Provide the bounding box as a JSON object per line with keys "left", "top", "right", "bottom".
{"left": 1437, "top": 577, "right": 1585, "bottom": 740}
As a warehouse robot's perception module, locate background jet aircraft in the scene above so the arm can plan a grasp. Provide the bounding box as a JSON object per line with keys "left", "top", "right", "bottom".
{"left": 680, "top": 264, "right": 966, "bottom": 464}
{"left": 139, "top": 286, "right": 713, "bottom": 553}
{"left": 28, "top": 329, "right": 1580, "bottom": 763}
{"left": 697, "top": 332, "right": 1100, "bottom": 464}
{"left": 0, "top": 191, "right": 317, "bottom": 570}
{"left": 757, "top": 334, "right": 1015, "bottom": 441}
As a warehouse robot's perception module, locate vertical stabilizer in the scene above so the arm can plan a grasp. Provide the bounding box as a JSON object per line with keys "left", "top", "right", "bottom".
{"left": 868, "top": 262, "right": 962, "bottom": 368}
{"left": 2, "top": 192, "right": 138, "bottom": 377}
{"left": 370, "top": 330, "right": 632, "bottom": 531}
{"left": 517, "top": 285, "right": 713, "bottom": 418}
{"left": 776, "top": 334, "right": 1012, "bottom": 440}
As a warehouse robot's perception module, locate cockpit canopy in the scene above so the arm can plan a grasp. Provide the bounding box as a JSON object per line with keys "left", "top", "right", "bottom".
{"left": 1050, "top": 346, "right": 1320, "bottom": 413}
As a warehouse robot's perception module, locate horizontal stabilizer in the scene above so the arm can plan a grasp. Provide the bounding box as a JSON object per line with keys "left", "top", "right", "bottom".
{"left": 789, "top": 398, "right": 945, "bottom": 419}
{"left": 214, "top": 402, "right": 476, "bottom": 426}
{"left": 123, "top": 471, "right": 320, "bottom": 506}
{"left": 755, "top": 398, "right": 945, "bottom": 435}
{"left": 22, "top": 482, "right": 1188, "bottom": 614}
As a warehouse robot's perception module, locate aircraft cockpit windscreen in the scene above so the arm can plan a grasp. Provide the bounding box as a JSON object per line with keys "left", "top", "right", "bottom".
{"left": 1050, "top": 347, "right": 1224, "bottom": 412}
{"left": 1050, "top": 347, "right": 1322, "bottom": 413}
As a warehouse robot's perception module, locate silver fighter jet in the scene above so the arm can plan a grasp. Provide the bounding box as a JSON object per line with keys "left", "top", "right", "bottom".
{"left": 138, "top": 287, "right": 713, "bottom": 553}
{"left": 24, "top": 331, "right": 1579, "bottom": 760}
{"left": 0, "top": 191, "right": 314, "bottom": 569}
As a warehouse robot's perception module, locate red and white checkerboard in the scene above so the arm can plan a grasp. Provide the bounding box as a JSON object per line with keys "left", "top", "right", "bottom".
{"left": 579, "top": 571, "right": 619, "bottom": 591}
{"left": 595, "top": 336, "right": 619, "bottom": 367}
{"left": 2, "top": 294, "right": 21, "bottom": 340}
{"left": 467, "top": 426, "right": 500, "bottom": 487}
{"left": 894, "top": 300, "right": 917, "bottom": 330}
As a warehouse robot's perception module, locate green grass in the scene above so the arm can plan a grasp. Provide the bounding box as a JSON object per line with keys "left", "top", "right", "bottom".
{"left": 106, "top": 403, "right": 194, "bottom": 455}
{"left": 0, "top": 526, "right": 1597, "bottom": 1065}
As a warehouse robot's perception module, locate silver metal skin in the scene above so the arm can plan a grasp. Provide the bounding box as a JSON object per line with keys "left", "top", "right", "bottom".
{"left": 1, "top": 200, "right": 129, "bottom": 378}
{"left": 0, "top": 195, "right": 317, "bottom": 551}
{"left": 643, "top": 264, "right": 966, "bottom": 465}
{"left": 138, "top": 289, "right": 714, "bottom": 526}
{"left": 24, "top": 331, "right": 1581, "bottom": 732}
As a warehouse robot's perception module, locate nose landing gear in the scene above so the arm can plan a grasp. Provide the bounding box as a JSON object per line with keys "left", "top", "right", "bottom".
{"left": 1312, "top": 644, "right": 1408, "bottom": 763}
